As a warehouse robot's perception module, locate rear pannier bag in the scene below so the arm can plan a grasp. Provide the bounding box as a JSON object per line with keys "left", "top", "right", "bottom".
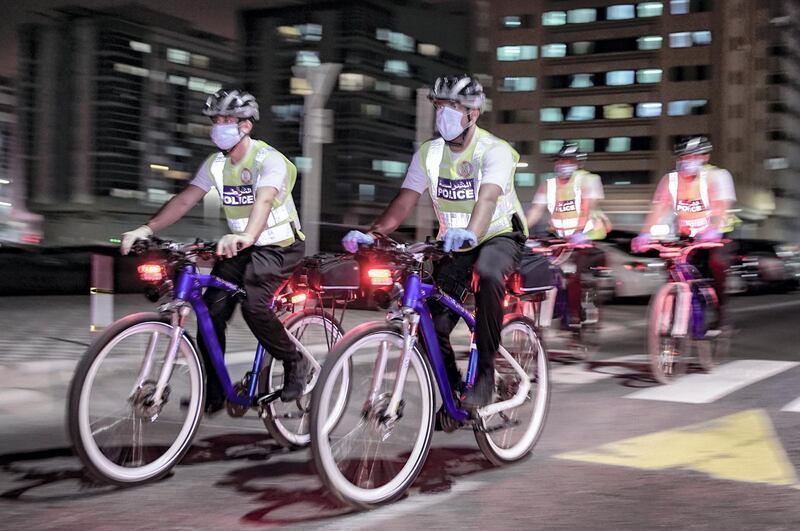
{"left": 293, "top": 254, "right": 360, "bottom": 293}
{"left": 515, "top": 249, "right": 554, "bottom": 293}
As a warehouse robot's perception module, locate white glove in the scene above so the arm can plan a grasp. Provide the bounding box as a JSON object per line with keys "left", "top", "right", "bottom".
{"left": 120, "top": 225, "right": 153, "bottom": 255}
{"left": 216, "top": 233, "right": 256, "bottom": 259}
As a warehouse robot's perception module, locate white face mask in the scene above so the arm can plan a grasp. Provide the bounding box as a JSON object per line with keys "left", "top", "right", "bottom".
{"left": 436, "top": 106, "right": 469, "bottom": 141}
{"left": 677, "top": 158, "right": 703, "bottom": 175}
{"left": 555, "top": 163, "right": 577, "bottom": 178}
{"left": 210, "top": 123, "right": 243, "bottom": 151}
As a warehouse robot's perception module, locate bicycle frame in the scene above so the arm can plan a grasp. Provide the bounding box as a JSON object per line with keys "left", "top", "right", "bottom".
{"left": 381, "top": 271, "right": 532, "bottom": 424}
{"left": 148, "top": 262, "right": 320, "bottom": 408}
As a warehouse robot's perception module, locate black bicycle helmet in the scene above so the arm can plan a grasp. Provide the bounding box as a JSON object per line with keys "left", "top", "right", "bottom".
{"left": 674, "top": 136, "right": 712, "bottom": 156}
{"left": 202, "top": 89, "right": 260, "bottom": 121}
{"left": 429, "top": 74, "right": 486, "bottom": 109}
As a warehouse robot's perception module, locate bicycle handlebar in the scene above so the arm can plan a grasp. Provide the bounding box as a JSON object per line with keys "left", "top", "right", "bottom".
{"left": 639, "top": 239, "right": 727, "bottom": 258}
{"left": 130, "top": 236, "right": 218, "bottom": 257}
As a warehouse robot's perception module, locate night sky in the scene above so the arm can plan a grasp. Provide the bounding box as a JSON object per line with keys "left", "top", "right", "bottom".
{"left": 0, "top": 0, "right": 277, "bottom": 78}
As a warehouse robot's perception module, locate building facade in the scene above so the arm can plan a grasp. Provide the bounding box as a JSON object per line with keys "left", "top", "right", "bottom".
{"left": 16, "top": 6, "right": 238, "bottom": 244}
{"left": 487, "top": 0, "right": 800, "bottom": 239}
{"left": 241, "top": 0, "right": 471, "bottom": 250}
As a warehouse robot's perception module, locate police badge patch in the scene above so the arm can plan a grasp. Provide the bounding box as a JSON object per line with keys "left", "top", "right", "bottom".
{"left": 241, "top": 169, "right": 252, "bottom": 184}
{"left": 457, "top": 160, "right": 473, "bottom": 178}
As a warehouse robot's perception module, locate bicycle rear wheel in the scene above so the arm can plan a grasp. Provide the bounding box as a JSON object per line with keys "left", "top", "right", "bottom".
{"left": 67, "top": 312, "right": 204, "bottom": 486}
{"left": 475, "top": 314, "right": 550, "bottom": 466}
{"left": 310, "top": 321, "right": 435, "bottom": 509}
{"left": 648, "top": 284, "right": 688, "bottom": 384}
{"left": 260, "top": 308, "right": 345, "bottom": 448}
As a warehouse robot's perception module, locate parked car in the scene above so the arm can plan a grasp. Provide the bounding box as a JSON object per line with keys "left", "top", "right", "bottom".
{"left": 597, "top": 230, "right": 668, "bottom": 299}
{"left": 727, "top": 239, "right": 800, "bottom": 293}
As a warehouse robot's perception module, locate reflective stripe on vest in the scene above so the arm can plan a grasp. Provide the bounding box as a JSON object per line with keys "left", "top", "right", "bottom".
{"left": 423, "top": 129, "right": 526, "bottom": 244}
{"left": 667, "top": 168, "right": 712, "bottom": 237}
{"left": 546, "top": 172, "right": 593, "bottom": 237}
{"left": 208, "top": 144, "right": 302, "bottom": 247}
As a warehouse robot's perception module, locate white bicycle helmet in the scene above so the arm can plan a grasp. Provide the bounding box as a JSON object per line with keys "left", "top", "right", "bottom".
{"left": 202, "top": 89, "right": 260, "bottom": 121}
{"left": 429, "top": 74, "right": 486, "bottom": 110}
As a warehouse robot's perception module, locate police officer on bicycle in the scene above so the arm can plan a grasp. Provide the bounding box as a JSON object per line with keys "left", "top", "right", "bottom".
{"left": 119, "top": 89, "right": 309, "bottom": 413}
{"left": 525, "top": 143, "right": 608, "bottom": 326}
{"left": 342, "top": 74, "right": 528, "bottom": 410}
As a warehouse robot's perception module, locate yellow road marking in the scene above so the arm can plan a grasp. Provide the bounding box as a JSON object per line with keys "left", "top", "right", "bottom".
{"left": 556, "top": 409, "right": 798, "bottom": 487}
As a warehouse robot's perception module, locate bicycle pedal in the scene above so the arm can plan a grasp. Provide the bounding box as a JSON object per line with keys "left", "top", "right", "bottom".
{"left": 475, "top": 418, "right": 521, "bottom": 434}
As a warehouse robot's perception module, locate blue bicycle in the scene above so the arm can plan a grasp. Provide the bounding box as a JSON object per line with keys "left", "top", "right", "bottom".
{"left": 639, "top": 239, "right": 729, "bottom": 384}
{"left": 67, "top": 238, "right": 347, "bottom": 486}
{"left": 309, "top": 238, "right": 550, "bottom": 508}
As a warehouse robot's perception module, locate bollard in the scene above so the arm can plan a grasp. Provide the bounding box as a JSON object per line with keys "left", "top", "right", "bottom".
{"left": 90, "top": 254, "right": 114, "bottom": 332}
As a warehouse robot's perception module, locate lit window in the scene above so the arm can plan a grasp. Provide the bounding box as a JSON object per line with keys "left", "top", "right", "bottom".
{"left": 670, "top": 0, "right": 690, "bottom": 14}
{"left": 203, "top": 81, "right": 222, "bottom": 94}
{"left": 384, "top": 60, "right": 410, "bottom": 77}
{"left": 503, "top": 16, "right": 522, "bottom": 28}
{"left": 570, "top": 74, "right": 594, "bottom": 88}
{"left": 540, "top": 172, "right": 556, "bottom": 181}
{"left": 693, "top": 31, "right": 712, "bottom": 45}
{"left": 603, "top": 104, "right": 634, "bottom": 119}
{"left": 496, "top": 45, "right": 538, "bottom": 61}
{"left": 498, "top": 76, "right": 536, "bottom": 92}
{"left": 542, "top": 11, "right": 567, "bottom": 26}
{"left": 418, "top": 43, "right": 440, "bottom": 57}
{"left": 606, "top": 5, "right": 635, "bottom": 20}
{"left": 361, "top": 103, "right": 381, "bottom": 117}
{"left": 290, "top": 77, "right": 312, "bottom": 95}
{"left": 637, "top": 35, "right": 663, "bottom": 50}
{"left": 637, "top": 2, "right": 663, "bottom": 17}
{"left": 296, "top": 50, "right": 320, "bottom": 67}
{"left": 168, "top": 74, "right": 187, "bottom": 86}
{"left": 636, "top": 68, "right": 663, "bottom": 83}
{"left": 515, "top": 172, "right": 536, "bottom": 187}
{"left": 606, "top": 137, "right": 632, "bottom": 152}
{"left": 377, "top": 29, "right": 415, "bottom": 52}
{"left": 606, "top": 70, "right": 635, "bottom": 86}
{"left": 567, "top": 106, "right": 596, "bottom": 121}
{"left": 339, "top": 73, "right": 373, "bottom": 91}
{"left": 574, "top": 139, "right": 596, "bottom": 152}
{"left": 129, "top": 40, "right": 151, "bottom": 53}
{"left": 567, "top": 9, "right": 597, "bottom": 23}
{"left": 570, "top": 42, "right": 594, "bottom": 55}
{"left": 113, "top": 63, "right": 149, "bottom": 77}
{"left": 636, "top": 102, "right": 662, "bottom": 117}
{"left": 668, "top": 99, "right": 708, "bottom": 115}
{"left": 298, "top": 23, "right": 322, "bottom": 42}
{"left": 540, "top": 140, "right": 565, "bottom": 154}
{"left": 167, "top": 48, "right": 190, "bottom": 65}
{"left": 191, "top": 54, "right": 210, "bottom": 68}
{"left": 277, "top": 25, "right": 301, "bottom": 42}
{"left": 359, "top": 184, "right": 375, "bottom": 201}
{"left": 540, "top": 108, "right": 564, "bottom": 122}
{"left": 542, "top": 43, "right": 567, "bottom": 58}
{"left": 372, "top": 159, "right": 408, "bottom": 177}
{"left": 669, "top": 32, "right": 692, "bottom": 48}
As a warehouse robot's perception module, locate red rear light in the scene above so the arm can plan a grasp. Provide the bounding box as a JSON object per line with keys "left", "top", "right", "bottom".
{"left": 368, "top": 268, "right": 393, "bottom": 286}
{"left": 291, "top": 292, "right": 308, "bottom": 304}
{"left": 137, "top": 263, "right": 166, "bottom": 283}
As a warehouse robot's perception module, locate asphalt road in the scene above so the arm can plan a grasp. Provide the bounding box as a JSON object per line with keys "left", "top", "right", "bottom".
{"left": 1, "top": 291, "right": 800, "bottom": 530}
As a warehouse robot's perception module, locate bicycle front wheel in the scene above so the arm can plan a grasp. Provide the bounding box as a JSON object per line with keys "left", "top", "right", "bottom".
{"left": 67, "top": 312, "right": 204, "bottom": 486}
{"left": 310, "top": 321, "right": 435, "bottom": 509}
{"left": 260, "top": 308, "right": 345, "bottom": 448}
{"left": 647, "top": 284, "right": 688, "bottom": 384}
{"left": 475, "top": 314, "right": 550, "bottom": 466}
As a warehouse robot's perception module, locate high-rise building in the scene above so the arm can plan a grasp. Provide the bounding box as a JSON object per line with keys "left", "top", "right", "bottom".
{"left": 16, "top": 6, "right": 238, "bottom": 244}
{"left": 487, "top": 0, "right": 800, "bottom": 239}
{"left": 241, "top": 0, "right": 471, "bottom": 250}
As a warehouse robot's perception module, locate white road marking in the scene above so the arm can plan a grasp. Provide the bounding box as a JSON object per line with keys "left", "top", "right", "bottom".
{"left": 780, "top": 397, "right": 800, "bottom": 412}
{"left": 625, "top": 359, "right": 800, "bottom": 404}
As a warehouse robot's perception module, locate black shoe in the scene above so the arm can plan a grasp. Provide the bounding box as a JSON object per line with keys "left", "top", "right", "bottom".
{"left": 281, "top": 355, "right": 312, "bottom": 402}
{"left": 461, "top": 375, "right": 494, "bottom": 412}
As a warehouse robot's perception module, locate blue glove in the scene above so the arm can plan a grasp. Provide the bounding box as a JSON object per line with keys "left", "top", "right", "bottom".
{"left": 569, "top": 231, "right": 589, "bottom": 245}
{"left": 443, "top": 228, "right": 478, "bottom": 253}
{"left": 697, "top": 228, "right": 722, "bottom": 242}
{"left": 631, "top": 233, "right": 651, "bottom": 253}
{"left": 342, "top": 230, "right": 374, "bottom": 253}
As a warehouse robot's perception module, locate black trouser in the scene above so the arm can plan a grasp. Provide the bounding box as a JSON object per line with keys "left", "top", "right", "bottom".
{"left": 196, "top": 240, "right": 306, "bottom": 405}
{"left": 688, "top": 243, "right": 733, "bottom": 323}
{"left": 566, "top": 246, "right": 606, "bottom": 324}
{"left": 429, "top": 232, "right": 524, "bottom": 391}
